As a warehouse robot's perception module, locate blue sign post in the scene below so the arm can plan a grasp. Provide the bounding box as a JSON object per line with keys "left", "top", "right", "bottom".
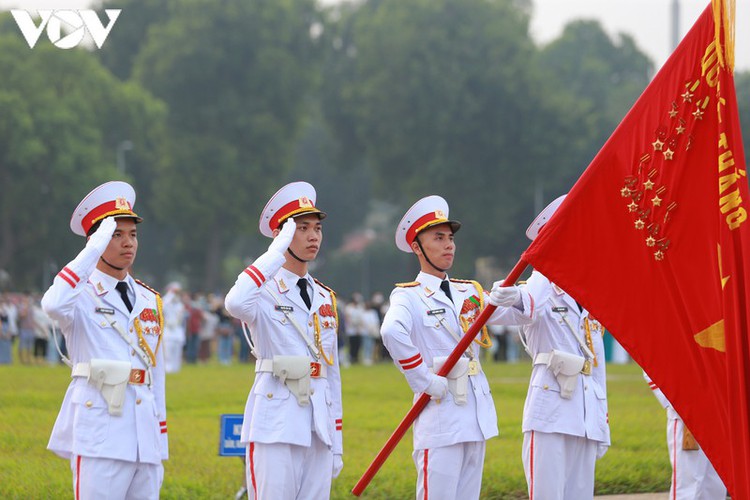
{"left": 219, "top": 414, "right": 245, "bottom": 457}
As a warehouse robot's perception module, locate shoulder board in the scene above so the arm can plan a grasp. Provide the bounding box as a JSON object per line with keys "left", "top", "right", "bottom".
{"left": 451, "top": 278, "right": 484, "bottom": 294}
{"left": 313, "top": 278, "right": 336, "bottom": 296}
{"left": 134, "top": 279, "right": 161, "bottom": 297}
{"left": 395, "top": 281, "right": 420, "bottom": 288}
{"left": 517, "top": 280, "right": 527, "bottom": 285}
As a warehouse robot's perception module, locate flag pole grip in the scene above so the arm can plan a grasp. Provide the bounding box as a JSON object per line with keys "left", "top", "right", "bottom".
{"left": 351, "top": 258, "right": 529, "bottom": 496}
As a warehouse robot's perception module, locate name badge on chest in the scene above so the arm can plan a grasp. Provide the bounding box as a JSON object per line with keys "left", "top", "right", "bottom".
{"left": 427, "top": 308, "right": 446, "bottom": 316}
{"left": 552, "top": 306, "right": 568, "bottom": 313}
{"left": 275, "top": 305, "right": 294, "bottom": 313}
{"left": 95, "top": 307, "right": 115, "bottom": 315}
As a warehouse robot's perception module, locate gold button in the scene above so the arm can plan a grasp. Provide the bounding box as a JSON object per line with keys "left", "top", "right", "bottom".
{"left": 543, "top": 385, "right": 549, "bottom": 390}
{"left": 308, "top": 321, "right": 313, "bottom": 327}
{"left": 130, "top": 328, "right": 134, "bottom": 332}
{"left": 136, "top": 399, "right": 142, "bottom": 405}
{"left": 434, "top": 322, "right": 440, "bottom": 328}
{"left": 85, "top": 401, "right": 93, "bottom": 408}
{"left": 266, "top": 393, "right": 273, "bottom": 399}
{"left": 100, "top": 322, "right": 106, "bottom": 327}
{"left": 131, "top": 350, "right": 136, "bottom": 356}
{"left": 311, "top": 389, "right": 315, "bottom": 395}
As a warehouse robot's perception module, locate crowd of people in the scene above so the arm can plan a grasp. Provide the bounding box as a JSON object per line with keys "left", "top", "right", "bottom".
{"left": 0, "top": 288, "right": 531, "bottom": 370}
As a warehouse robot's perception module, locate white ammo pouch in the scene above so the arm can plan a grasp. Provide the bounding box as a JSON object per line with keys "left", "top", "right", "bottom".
{"left": 72, "top": 359, "right": 132, "bottom": 416}
{"left": 432, "top": 356, "right": 470, "bottom": 406}
{"left": 535, "top": 350, "right": 586, "bottom": 400}
{"left": 269, "top": 355, "right": 312, "bottom": 406}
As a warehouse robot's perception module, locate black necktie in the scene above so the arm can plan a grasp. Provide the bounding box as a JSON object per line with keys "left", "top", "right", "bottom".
{"left": 297, "top": 278, "right": 312, "bottom": 309}
{"left": 440, "top": 280, "right": 453, "bottom": 302}
{"left": 115, "top": 281, "right": 133, "bottom": 313}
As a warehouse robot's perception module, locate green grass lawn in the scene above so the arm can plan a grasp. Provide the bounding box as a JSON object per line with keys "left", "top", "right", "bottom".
{"left": 0, "top": 360, "right": 670, "bottom": 499}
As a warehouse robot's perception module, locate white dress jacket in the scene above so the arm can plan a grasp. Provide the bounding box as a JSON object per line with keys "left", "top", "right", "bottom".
{"left": 42, "top": 268, "right": 168, "bottom": 464}
{"left": 224, "top": 252, "right": 343, "bottom": 455}
{"left": 381, "top": 271, "right": 535, "bottom": 450}
{"left": 519, "top": 271, "right": 610, "bottom": 445}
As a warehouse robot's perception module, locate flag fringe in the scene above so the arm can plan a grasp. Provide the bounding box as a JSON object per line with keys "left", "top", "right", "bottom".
{"left": 712, "top": 0, "right": 736, "bottom": 71}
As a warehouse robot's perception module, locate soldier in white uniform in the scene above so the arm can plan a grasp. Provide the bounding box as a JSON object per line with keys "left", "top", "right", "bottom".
{"left": 518, "top": 195, "right": 610, "bottom": 500}
{"left": 225, "top": 181, "right": 343, "bottom": 500}
{"left": 162, "top": 282, "right": 186, "bottom": 374}
{"left": 644, "top": 373, "right": 726, "bottom": 500}
{"left": 41, "top": 181, "right": 168, "bottom": 500}
{"left": 380, "top": 195, "right": 535, "bottom": 500}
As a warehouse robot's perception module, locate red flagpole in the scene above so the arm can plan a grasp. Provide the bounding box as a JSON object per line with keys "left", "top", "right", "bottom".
{"left": 351, "top": 258, "right": 529, "bottom": 496}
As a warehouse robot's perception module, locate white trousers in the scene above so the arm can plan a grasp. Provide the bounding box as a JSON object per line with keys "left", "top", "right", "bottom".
{"left": 523, "top": 431, "right": 597, "bottom": 500}
{"left": 246, "top": 434, "right": 333, "bottom": 500}
{"left": 70, "top": 454, "right": 163, "bottom": 500}
{"left": 666, "top": 417, "right": 726, "bottom": 500}
{"left": 412, "top": 441, "right": 486, "bottom": 500}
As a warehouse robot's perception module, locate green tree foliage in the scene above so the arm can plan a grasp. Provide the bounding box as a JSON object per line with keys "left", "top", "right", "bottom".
{"left": 534, "top": 20, "right": 653, "bottom": 177}
{"left": 0, "top": 1, "right": 662, "bottom": 294}
{"left": 97, "top": 0, "right": 171, "bottom": 80}
{"left": 130, "top": 0, "right": 321, "bottom": 290}
{"left": 0, "top": 20, "right": 166, "bottom": 290}
{"left": 320, "top": 0, "right": 652, "bottom": 278}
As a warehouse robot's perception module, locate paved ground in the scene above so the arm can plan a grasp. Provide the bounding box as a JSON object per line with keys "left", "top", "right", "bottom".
{"left": 594, "top": 494, "right": 668, "bottom": 500}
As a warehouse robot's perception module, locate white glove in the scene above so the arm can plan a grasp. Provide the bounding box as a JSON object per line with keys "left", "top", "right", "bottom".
{"left": 86, "top": 216, "right": 117, "bottom": 254}
{"left": 60, "top": 216, "right": 118, "bottom": 283}
{"left": 425, "top": 374, "right": 448, "bottom": 400}
{"left": 332, "top": 454, "right": 343, "bottom": 478}
{"left": 489, "top": 280, "right": 521, "bottom": 307}
{"left": 268, "top": 217, "right": 296, "bottom": 255}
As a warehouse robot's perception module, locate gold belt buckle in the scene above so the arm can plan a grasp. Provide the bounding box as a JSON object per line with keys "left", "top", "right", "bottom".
{"left": 468, "top": 359, "right": 479, "bottom": 376}
{"left": 129, "top": 369, "right": 145, "bottom": 384}
{"left": 581, "top": 360, "right": 592, "bottom": 376}
{"left": 310, "top": 362, "right": 321, "bottom": 378}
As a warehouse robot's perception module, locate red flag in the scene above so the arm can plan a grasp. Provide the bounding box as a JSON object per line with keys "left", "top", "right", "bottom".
{"left": 523, "top": 4, "right": 750, "bottom": 498}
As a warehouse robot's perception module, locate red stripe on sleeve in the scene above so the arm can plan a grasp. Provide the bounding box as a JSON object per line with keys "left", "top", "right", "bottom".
{"left": 58, "top": 272, "right": 76, "bottom": 288}
{"left": 63, "top": 266, "right": 80, "bottom": 283}
{"left": 401, "top": 357, "right": 423, "bottom": 371}
{"left": 249, "top": 265, "right": 265, "bottom": 283}
{"left": 243, "top": 268, "right": 262, "bottom": 287}
{"left": 398, "top": 353, "right": 422, "bottom": 366}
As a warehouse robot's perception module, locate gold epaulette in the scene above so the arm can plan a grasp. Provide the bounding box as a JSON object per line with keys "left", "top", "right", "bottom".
{"left": 450, "top": 278, "right": 484, "bottom": 293}
{"left": 395, "top": 281, "right": 420, "bottom": 288}
{"left": 517, "top": 280, "right": 527, "bottom": 285}
{"left": 135, "top": 279, "right": 160, "bottom": 296}
{"left": 313, "top": 278, "right": 336, "bottom": 297}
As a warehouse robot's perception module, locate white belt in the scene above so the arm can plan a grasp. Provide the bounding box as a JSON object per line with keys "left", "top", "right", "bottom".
{"left": 72, "top": 362, "right": 152, "bottom": 385}
{"left": 255, "top": 358, "right": 327, "bottom": 378}
{"left": 533, "top": 352, "right": 591, "bottom": 376}
{"left": 431, "top": 358, "right": 482, "bottom": 376}
{"left": 533, "top": 353, "right": 552, "bottom": 365}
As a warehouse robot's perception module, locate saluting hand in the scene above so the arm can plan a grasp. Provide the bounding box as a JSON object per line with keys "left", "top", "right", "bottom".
{"left": 268, "top": 217, "right": 296, "bottom": 255}
{"left": 86, "top": 216, "right": 117, "bottom": 254}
